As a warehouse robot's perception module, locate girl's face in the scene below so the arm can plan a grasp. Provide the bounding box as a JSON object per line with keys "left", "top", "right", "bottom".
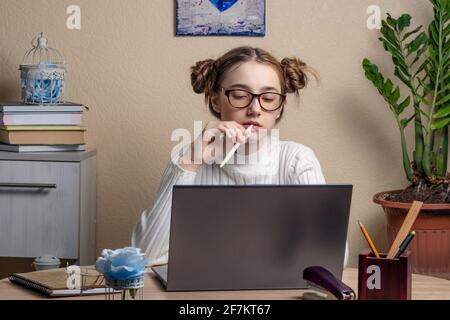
{"left": 210, "top": 60, "right": 285, "bottom": 132}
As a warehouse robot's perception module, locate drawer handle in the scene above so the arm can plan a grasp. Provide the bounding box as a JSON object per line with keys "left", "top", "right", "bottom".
{"left": 0, "top": 182, "right": 57, "bottom": 189}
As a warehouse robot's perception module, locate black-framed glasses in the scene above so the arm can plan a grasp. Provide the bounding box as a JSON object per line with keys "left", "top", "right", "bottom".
{"left": 222, "top": 88, "right": 286, "bottom": 112}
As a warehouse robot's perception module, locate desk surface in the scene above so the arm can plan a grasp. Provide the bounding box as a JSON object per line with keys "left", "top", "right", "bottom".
{"left": 0, "top": 268, "right": 448, "bottom": 300}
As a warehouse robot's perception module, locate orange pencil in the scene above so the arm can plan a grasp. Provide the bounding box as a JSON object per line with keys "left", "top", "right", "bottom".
{"left": 358, "top": 220, "right": 381, "bottom": 258}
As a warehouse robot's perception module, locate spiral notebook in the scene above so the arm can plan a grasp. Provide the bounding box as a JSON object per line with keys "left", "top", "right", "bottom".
{"left": 9, "top": 267, "right": 109, "bottom": 297}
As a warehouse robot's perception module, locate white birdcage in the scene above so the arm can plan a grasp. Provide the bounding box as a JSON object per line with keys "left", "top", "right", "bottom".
{"left": 19, "top": 32, "right": 67, "bottom": 104}
{"left": 104, "top": 274, "right": 145, "bottom": 300}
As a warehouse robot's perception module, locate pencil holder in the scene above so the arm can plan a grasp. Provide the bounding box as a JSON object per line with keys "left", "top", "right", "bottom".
{"left": 358, "top": 249, "right": 411, "bottom": 300}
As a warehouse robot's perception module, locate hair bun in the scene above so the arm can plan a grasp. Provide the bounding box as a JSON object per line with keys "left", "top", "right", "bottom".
{"left": 190, "top": 59, "right": 216, "bottom": 94}
{"left": 281, "top": 57, "right": 311, "bottom": 93}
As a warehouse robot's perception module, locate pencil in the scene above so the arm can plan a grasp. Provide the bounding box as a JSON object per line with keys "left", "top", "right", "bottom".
{"left": 358, "top": 220, "right": 381, "bottom": 258}
{"left": 220, "top": 125, "right": 253, "bottom": 168}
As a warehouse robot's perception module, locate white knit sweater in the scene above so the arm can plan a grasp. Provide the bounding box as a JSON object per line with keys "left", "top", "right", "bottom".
{"left": 131, "top": 135, "right": 349, "bottom": 267}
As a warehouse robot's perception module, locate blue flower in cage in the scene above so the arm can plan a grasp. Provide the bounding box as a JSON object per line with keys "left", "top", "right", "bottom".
{"left": 25, "top": 78, "right": 63, "bottom": 103}
{"left": 21, "top": 62, "right": 65, "bottom": 103}
{"left": 95, "top": 247, "right": 148, "bottom": 281}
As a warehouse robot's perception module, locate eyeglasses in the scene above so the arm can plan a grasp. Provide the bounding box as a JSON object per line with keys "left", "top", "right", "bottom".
{"left": 222, "top": 88, "right": 286, "bottom": 112}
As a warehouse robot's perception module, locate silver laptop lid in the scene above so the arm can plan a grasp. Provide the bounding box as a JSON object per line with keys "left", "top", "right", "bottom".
{"left": 167, "top": 184, "right": 352, "bottom": 291}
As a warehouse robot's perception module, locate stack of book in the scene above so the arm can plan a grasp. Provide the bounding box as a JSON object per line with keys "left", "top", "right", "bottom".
{"left": 0, "top": 102, "right": 86, "bottom": 152}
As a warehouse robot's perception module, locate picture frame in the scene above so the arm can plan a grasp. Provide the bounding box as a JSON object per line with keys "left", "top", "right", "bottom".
{"left": 176, "top": 0, "right": 266, "bottom": 36}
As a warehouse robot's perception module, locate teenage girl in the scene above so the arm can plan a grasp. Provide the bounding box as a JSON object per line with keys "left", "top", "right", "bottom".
{"left": 131, "top": 46, "right": 348, "bottom": 267}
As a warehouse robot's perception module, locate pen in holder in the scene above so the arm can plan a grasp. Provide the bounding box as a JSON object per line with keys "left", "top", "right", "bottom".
{"left": 358, "top": 248, "right": 411, "bottom": 300}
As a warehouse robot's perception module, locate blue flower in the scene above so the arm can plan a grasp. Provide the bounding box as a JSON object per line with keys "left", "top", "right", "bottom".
{"left": 23, "top": 79, "right": 63, "bottom": 103}
{"left": 21, "top": 61, "right": 65, "bottom": 103}
{"left": 95, "top": 247, "right": 148, "bottom": 281}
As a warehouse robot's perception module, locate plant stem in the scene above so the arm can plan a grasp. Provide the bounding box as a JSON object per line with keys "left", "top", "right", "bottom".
{"left": 436, "top": 126, "right": 448, "bottom": 175}
{"left": 413, "top": 101, "right": 425, "bottom": 172}
{"left": 399, "top": 30, "right": 425, "bottom": 173}
{"left": 397, "top": 116, "right": 414, "bottom": 181}
{"left": 423, "top": 6, "right": 444, "bottom": 178}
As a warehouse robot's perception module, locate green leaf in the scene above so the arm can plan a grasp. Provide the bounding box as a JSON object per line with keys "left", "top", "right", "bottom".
{"left": 437, "top": 82, "right": 450, "bottom": 95}
{"left": 379, "top": 37, "right": 402, "bottom": 57}
{"left": 434, "top": 104, "right": 450, "bottom": 118}
{"left": 397, "top": 14, "right": 412, "bottom": 32}
{"left": 417, "top": 76, "right": 433, "bottom": 94}
{"left": 392, "top": 56, "right": 411, "bottom": 76}
{"left": 406, "top": 32, "right": 428, "bottom": 56}
{"left": 416, "top": 93, "right": 432, "bottom": 107}
{"left": 384, "top": 79, "right": 394, "bottom": 96}
{"left": 412, "top": 41, "right": 429, "bottom": 66}
{"left": 429, "top": 21, "right": 440, "bottom": 45}
{"left": 400, "top": 114, "right": 415, "bottom": 128}
{"left": 436, "top": 94, "right": 450, "bottom": 107}
{"left": 403, "top": 25, "right": 423, "bottom": 41}
{"left": 363, "top": 59, "right": 386, "bottom": 92}
{"left": 386, "top": 13, "right": 396, "bottom": 25}
{"left": 431, "top": 117, "right": 450, "bottom": 130}
{"left": 398, "top": 96, "right": 411, "bottom": 114}
{"left": 415, "top": 59, "right": 430, "bottom": 76}
{"left": 443, "top": 71, "right": 450, "bottom": 83}
{"left": 444, "top": 23, "right": 450, "bottom": 37}
{"left": 391, "top": 86, "right": 401, "bottom": 105}
{"left": 395, "top": 67, "right": 412, "bottom": 88}
{"left": 381, "top": 21, "right": 399, "bottom": 45}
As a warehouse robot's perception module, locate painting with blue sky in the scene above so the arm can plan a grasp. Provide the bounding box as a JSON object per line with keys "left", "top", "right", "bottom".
{"left": 176, "top": 0, "right": 265, "bottom": 36}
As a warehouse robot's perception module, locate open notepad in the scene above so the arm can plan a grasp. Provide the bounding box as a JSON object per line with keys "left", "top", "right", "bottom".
{"left": 9, "top": 267, "right": 110, "bottom": 297}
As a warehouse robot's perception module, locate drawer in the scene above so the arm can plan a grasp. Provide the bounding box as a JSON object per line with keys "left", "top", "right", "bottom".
{"left": 0, "top": 160, "right": 80, "bottom": 258}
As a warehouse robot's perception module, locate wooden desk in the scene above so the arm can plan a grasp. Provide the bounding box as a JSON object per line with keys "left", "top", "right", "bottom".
{"left": 0, "top": 268, "right": 448, "bottom": 300}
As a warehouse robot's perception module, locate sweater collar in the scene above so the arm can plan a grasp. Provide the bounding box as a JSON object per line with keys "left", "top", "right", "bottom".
{"left": 220, "top": 134, "right": 280, "bottom": 175}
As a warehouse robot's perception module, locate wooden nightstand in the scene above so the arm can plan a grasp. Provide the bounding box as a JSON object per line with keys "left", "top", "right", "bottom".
{"left": 0, "top": 150, "right": 96, "bottom": 272}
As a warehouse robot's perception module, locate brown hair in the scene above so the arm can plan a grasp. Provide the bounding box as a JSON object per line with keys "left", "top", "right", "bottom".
{"left": 190, "top": 46, "right": 318, "bottom": 121}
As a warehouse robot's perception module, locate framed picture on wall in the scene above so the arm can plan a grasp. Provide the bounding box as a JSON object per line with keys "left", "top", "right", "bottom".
{"left": 176, "top": 0, "right": 266, "bottom": 36}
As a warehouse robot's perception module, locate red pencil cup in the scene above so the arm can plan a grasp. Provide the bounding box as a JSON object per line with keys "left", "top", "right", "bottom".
{"left": 358, "top": 249, "right": 412, "bottom": 300}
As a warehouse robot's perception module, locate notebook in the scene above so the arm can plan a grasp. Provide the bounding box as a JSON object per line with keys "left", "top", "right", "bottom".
{"left": 9, "top": 267, "right": 109, "bottom": 297}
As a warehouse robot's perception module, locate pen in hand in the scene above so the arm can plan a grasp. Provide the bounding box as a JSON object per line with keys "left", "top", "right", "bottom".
{"left": 220, "top": 125, "right": 253, "bottom": 168}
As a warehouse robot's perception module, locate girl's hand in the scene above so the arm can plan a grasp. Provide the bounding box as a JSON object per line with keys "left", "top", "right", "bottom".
{"left": 201, "top": 121, "right": 247, "bottom": 164}
{"left": 179, "top": 121, "right": 247, "bottom": 171}
{"left": 202, "top": 120, "right": 247, "bottom": 145}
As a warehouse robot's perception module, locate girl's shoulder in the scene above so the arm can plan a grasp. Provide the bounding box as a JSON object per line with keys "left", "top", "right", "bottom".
{"left": 277, "top": 139, "right": 325, "bottom": 183}
{"left": 278, "top": 139, "right": 319, "bottom": 162}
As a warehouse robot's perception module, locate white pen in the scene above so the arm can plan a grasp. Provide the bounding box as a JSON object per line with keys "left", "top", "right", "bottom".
{"left": 220, "top": 125, "right": 253, "bottom": 168}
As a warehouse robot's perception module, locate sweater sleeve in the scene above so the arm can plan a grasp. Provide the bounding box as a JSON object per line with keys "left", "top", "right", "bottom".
{"left": 287, "top": 145, "right": 349, "bottom": 268}
{"left": 131, "top": 145, "right": 198, "bottom": 266}
{"left": 288, "top": 146, "right": 326, "bottom": 185}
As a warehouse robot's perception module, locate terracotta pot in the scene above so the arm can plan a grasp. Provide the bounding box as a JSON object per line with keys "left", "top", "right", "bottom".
{"left": 373, "top": 190, "right": 450, "bottom": 280}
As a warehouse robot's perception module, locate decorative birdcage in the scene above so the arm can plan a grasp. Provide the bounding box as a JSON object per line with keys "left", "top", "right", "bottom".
{"left": 95, "top": 247, "right": 148, "bottom": 300}
{"left": 19, "top": 32, "right": 67, "bottom": 105}
{"left": 104, "top": 274, "right": 145, "bottom": 300}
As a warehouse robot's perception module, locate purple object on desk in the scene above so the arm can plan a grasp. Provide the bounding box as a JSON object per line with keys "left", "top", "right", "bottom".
{"left": 303, "top": 266, "right": 355, "bottom": 300}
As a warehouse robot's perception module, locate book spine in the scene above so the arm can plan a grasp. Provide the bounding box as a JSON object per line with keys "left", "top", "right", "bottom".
{"left": 1, "top": 113, "right": 83, "bottom": 125}
{"left": 1, "top": 107, "right": 83, "bottom": 112}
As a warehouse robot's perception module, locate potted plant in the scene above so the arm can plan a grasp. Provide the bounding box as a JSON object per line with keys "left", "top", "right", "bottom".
{"left": 362, "top": 0, "right": 449, "bottom": 279}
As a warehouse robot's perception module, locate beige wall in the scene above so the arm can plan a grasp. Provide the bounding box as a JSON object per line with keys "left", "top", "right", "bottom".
{"left": 0, "top": 0, "right": 433, "bottom": 267}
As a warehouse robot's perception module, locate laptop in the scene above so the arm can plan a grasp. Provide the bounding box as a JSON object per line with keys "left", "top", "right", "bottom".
{"left": 152, "top": 184, "right": 352, "bottom": 291}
